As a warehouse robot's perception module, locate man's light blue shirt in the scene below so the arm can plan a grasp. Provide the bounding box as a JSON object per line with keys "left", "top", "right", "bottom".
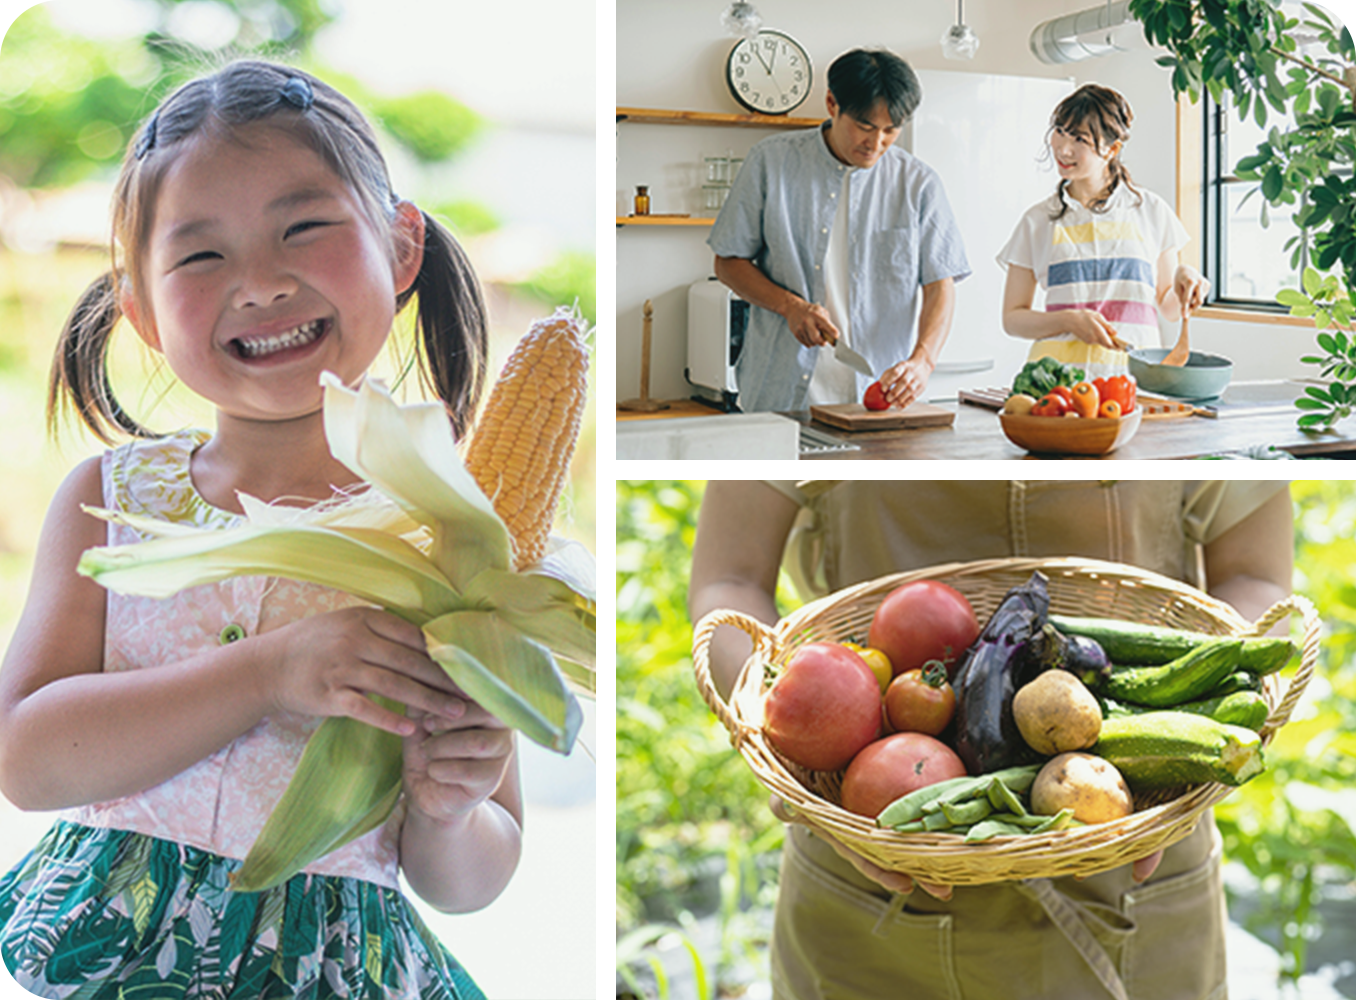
{"left": 707, "top": 124, "right": 971, "bottom": 413}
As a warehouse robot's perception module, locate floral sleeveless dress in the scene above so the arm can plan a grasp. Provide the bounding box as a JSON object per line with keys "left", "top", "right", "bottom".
{"left": 0, "top": 431, "right": 485, "bottom": 1000}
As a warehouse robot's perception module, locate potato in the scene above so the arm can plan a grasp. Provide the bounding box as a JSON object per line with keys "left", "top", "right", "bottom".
{"left": 1002, "top": 393, "right": 1038, "bottom": 416}
{"left": 1012, "top": 669, "right": 1102, "bottom": 755}
{"left": 1031, "top": 752, "right": 1133, "bottom": 824}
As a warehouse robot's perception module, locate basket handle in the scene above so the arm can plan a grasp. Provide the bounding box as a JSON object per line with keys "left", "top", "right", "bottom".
{"left": 692, "top": 609, "right": 778, "bottom": 734}
{"left": 1252, "top": 593, "right": 1321, "bottom": 737}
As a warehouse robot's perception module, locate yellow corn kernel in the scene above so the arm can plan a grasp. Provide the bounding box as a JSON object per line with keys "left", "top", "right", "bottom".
{"left": 464, "top": 307, "right": 589, "bottom": 570}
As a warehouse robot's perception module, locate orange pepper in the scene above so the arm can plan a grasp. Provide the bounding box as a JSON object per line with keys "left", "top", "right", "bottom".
{"left": 1070, "top": 381, "right": 1100, "bottom": 418}
{"left": 1099, "top": 399, "right": 1123, "bottom": 419}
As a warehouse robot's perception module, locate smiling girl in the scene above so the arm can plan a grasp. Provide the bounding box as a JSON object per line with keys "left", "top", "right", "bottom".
{"left": 997, "top": 83, "right": 1209, "bottom": 378}
{"left": 0, "top": 61, "right": 509, "bottom": 999}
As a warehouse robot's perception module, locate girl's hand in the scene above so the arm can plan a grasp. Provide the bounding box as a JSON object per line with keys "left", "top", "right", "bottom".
{"left": 1065, "top": 309, "right": 1120, "bottom": 348}
{"left": 1174, "top": 265, "right": 1210, "bottom": 313}
{"left": 261, "top": 607, "right": 463, "bottom": 737}
{"left": 402, "top": 697, "right": 514, "bottom": 824}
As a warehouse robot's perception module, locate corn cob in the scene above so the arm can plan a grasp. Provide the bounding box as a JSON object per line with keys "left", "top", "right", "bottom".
{"left": 464, "top": 306, "right": 590, "bottom": 570}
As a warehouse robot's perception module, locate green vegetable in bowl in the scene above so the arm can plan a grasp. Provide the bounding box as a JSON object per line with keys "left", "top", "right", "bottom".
{"left": 1011, "top": 357, "right": 1087, "bottom": 400}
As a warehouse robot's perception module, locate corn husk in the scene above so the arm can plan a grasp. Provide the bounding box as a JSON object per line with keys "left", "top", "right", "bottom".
{"left": 78, "top": 372, "right": 595, "bottom": 890}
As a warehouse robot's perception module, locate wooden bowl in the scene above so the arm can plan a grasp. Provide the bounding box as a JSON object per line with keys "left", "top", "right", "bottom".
{"left": 999, "top": 406, "right": 1142, "bottom": 456}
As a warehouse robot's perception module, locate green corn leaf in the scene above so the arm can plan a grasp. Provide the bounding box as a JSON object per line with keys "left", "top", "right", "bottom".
{"left": 78, "top": 521, "right": 464, "bottom": 623}
{"left": 424, "top": 610, "right": 583, "bottom": 753}
{"left": 462, "top": 568, "right": 597, "bottom": 677}
{"left": 321, "top": 372, "right": 511, "bottom": 588}
{"left": 231, "top": 702, "right": 404, "bottom": 892}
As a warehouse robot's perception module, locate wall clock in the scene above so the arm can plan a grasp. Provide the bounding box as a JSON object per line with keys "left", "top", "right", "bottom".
{"left": 725, "top": 29, "right": 813, "bottom": 115}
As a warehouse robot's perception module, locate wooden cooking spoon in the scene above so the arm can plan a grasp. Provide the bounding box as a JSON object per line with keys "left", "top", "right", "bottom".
{"left": 1162, "top": 309, "right": 1191, "bottom": 367}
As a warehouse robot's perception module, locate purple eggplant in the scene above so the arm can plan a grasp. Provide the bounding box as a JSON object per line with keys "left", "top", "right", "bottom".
{"left": 1028, "top": 624, "right": 1112, "bottom": 687}
{"left": 951, "top": 572, "right": 1050, "bottom": 775}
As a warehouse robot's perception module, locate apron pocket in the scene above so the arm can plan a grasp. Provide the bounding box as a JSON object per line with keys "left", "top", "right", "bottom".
{"left": 1121, "top": 830, "right": 1227, "bottom": 1000}
{"left": 772, "top": 831, "right": 961, "bottom": 1000}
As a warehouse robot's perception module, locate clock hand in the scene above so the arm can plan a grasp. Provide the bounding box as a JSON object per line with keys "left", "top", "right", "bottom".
{"left": 752, "top": 43, "right": 772, "bottom": 76}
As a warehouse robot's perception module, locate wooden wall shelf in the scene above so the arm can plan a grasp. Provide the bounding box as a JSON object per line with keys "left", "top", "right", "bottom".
{"left": 616, "top": 216, "right": 715, "bottom": 227}
{"left": 616, "top": 106, "right": 821, "bottom": 129}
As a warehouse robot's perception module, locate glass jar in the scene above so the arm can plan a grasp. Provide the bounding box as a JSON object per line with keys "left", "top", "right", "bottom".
{"left": 633, "top": 185, "right": 650, "bottom": 216}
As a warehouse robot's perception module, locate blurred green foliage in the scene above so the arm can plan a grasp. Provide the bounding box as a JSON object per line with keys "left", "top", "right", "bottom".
{"left": 0, "top": 8, "right": 155, "bottom": 186}
{"left": 369, "top": 90, "right": 480, "bottom": 163}
{"left": 514, "top": 251, "right": 596, "bottom": 326}
{"left": 430, "top": 200, "right": 501, "bottom": 239}
{"left": 1214, "top": 480, "right": 1356, "bottom": 985}
{"left": 616, "top": 481, "right": 789, "bottom": 935}
{"left": 0, "top": 0, "right": 481, "bottom": 189}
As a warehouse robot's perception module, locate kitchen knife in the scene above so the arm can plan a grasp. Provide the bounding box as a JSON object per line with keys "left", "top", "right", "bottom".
{"left": 824, "top": 331, "right": 873, "bottom": 378}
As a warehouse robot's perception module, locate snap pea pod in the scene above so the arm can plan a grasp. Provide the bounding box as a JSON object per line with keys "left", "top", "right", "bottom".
{"left": 965, "top": 818, "right": 1031, "bottom": 842}
{"left": 958, "top": 808, "right": 1080, "bottom": 842}
{"left": 876, "top": 764, "right": 1087, "bottom": 841}
{"left": 875, "top": 775, "right": 981, "bottom": 828}
{"left": 940, "top": 797, "right": 993, "bottom": 826}
{"left": 987, "top": 776, "right": 1028, "bottom": 817}
{"left": 876, "top": 765, "right": 1042, "bottom": 828}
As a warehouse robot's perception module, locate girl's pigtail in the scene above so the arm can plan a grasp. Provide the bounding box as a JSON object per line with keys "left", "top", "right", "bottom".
{"left": 47, "top": 272, "right": 153, "bottom": 443}
{"left": 403, "top": 212, "right": 489, "bottom": 440}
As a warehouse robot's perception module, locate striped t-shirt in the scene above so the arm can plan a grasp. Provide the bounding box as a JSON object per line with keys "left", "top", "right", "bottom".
{"left": 998, "top": 184, "right": 1188, "bottom": 378}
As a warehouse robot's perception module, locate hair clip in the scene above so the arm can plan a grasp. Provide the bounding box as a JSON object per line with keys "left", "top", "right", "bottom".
{"left": 280, "top": 76, "right": 314, "bottom": 112}
{"left": 134, "top": 111, "right": 159, "bottom": 161}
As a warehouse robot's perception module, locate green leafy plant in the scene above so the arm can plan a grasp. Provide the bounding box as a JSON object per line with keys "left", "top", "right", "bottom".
{"left": 1281, "top": 267, "right": 1356, "bottom": 428}
{"left": 1128, "top": 0, "right": 1356, "bottom": 428}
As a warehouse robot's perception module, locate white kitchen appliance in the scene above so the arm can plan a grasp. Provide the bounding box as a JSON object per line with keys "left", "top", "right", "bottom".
{"left": 686, "top": 276, "right": 748, "bottom": 410}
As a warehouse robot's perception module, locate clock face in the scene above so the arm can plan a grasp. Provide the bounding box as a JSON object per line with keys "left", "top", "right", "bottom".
{"left": 726, "top": 30, "right": 813, "bottom": 115}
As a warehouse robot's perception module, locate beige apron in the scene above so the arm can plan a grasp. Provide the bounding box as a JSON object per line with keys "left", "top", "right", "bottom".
{"left": 765, "top": 480, "right": 1285, "bottom": 1000}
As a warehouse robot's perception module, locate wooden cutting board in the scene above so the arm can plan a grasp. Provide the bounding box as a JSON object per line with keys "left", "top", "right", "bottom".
{"left": 809, "top": 401, "right": 956, "bottom": 431}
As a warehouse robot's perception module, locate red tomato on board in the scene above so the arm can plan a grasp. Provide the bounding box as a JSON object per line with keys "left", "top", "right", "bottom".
{"left": 868, "top": 581, "right": 980, "bottom": 681}
{"left": 863, "top": 381, "right": 890, "bottom": 411}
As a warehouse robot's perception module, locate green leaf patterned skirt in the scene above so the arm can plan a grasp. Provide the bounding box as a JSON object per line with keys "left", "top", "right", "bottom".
{"left": 0, "top": 821, "right": 485, "bottom": 999}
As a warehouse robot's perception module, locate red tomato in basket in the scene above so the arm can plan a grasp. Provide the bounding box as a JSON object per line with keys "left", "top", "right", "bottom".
{"left": 763, "top": 643, "right": 882, "bottom": 772}
{"left": 884, "top": 661, "right": 957, "bottom": 736}
{"left": 868, "top": 581, "right": 980, "bottom": 682}
{"left": 841, "top": 732, "right": 967, "bottom": 818}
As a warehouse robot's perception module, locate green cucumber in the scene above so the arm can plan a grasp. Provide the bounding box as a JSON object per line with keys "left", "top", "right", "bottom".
{"left": 1102, "top": 690, "right": 1270, "bottom": 731}
{"left": 1050, "top": 614, "right": 1295, "bottom": 673}
{"left": 1207, "top": 670, "right": 1262, "bottom": 697}
{"left": 1099, "top": 638, "right": 1242, "bottom": 707}
{"left": 1094, "top": 711, "right": 1265, "bottom": 789}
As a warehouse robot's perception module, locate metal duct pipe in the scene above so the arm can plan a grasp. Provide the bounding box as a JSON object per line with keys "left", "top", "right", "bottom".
{"left": 1030, "top": 0, "right": 1142, "bottom": 64}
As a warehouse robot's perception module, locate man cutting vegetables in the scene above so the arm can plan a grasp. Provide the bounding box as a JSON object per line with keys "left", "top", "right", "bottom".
{"left": 708, "top": 48, "right": 971, "bottom": 414}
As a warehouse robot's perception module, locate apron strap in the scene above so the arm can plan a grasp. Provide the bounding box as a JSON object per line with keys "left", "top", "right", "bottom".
{"left": 1019, "top": 878, "right": 1134, "bottom": 1000}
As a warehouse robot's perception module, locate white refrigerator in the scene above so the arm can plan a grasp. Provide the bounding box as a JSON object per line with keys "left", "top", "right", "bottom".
{"left": 906, "top": 69, "right": 1076, "bottom": 402}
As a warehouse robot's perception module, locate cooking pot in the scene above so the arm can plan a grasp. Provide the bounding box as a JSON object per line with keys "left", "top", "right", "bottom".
{"left": 1128, "top": 348, "right": 1233, "bottom": 401}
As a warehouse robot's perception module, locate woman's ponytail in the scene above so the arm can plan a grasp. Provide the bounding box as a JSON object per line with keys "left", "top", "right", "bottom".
{"left": 400, "top": 212, "right": 488, "bottom": 440}
{"left": 47, "top": 272, "right": 154, "bottom": 443}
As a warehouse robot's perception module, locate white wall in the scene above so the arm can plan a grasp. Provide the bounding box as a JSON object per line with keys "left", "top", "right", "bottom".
{"left": 616, "top": 0, "right": 1309, "bottom": 402}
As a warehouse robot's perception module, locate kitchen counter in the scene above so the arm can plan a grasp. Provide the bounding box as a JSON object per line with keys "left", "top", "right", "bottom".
{"left": 788, "top": 382, "right": 1356, "bottom": 460}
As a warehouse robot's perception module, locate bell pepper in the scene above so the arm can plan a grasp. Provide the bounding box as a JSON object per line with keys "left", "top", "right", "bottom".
{"left": 1093, "top": 375, "right": 1137, "bottom": 414}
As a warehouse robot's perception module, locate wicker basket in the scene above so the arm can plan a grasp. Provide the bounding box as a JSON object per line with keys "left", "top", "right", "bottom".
{"left": 692, "top": 557, "right": 1320, "bottom": 885}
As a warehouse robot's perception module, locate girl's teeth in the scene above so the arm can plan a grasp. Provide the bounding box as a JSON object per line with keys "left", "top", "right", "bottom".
{"left": 237, "top": 319, "right": 324, "bottom": 358}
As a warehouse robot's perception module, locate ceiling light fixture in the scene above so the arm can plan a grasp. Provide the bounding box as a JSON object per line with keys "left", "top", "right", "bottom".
{"left": 940, "top": 0, "right": 980, "bottom": 60}
{"left": 721, "top": 1, "right": 763, "bottom": 40}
